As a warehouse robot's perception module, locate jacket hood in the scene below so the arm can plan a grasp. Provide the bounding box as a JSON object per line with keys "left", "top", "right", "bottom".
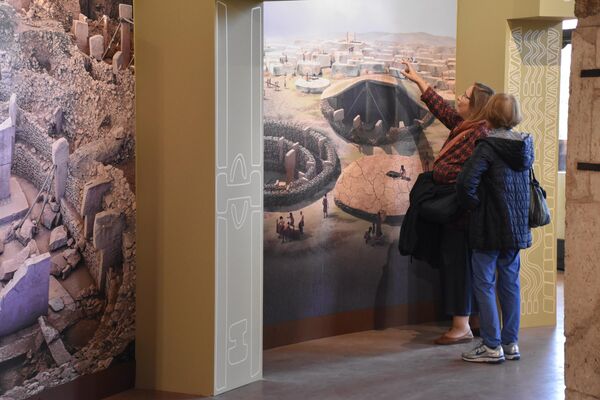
{"left": 480, "top": 129, "right": 534, "bottom": 171}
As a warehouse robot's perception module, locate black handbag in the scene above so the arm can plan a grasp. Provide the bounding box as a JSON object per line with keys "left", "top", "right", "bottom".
{"left": 419, "top": 190, "right": 461, "bottom": 224}
{"left": 529, "top": 168, "right": 551, "bottom": 228}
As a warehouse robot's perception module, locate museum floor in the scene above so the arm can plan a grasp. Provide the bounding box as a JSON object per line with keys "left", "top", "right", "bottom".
{"left": 108, "top": 273, "right": 565, "bottom": 400}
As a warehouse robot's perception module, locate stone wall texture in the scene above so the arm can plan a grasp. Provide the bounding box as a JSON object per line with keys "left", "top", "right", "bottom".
{"left": 565, "top": 3, "right": 600, "bottom": 400}
{"left": 264, "top": 120, "right": 341, "bottom": 208}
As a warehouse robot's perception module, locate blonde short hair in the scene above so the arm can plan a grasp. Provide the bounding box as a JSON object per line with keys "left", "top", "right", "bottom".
{"left": 484, "top": 93, "right": 523, "bottom": 129}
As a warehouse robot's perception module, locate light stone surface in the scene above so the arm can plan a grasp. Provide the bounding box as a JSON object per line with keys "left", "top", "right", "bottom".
{"left": 89, "top": 34, "right": 104, "bottom": 61}
{"left": 566, "top": 3, "right": 600, "bottom": 399}
{"left": 73, "top": 20, "right": 89, "bottom": 53}
{"left": 333, "top": 155, "right": 422, "bottom": 218}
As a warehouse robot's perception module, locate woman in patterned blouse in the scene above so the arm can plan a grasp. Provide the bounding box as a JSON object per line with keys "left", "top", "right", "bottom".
{"left": 401, "top": 62, "right": 495, "bottom": 345}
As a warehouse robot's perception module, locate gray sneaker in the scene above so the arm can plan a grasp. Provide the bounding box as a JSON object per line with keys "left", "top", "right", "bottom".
{"left": 462, "top": 343, "right": 505, "bottom": 364}
{"left": 502, "top": 343, "right": 521, "bottom": 360}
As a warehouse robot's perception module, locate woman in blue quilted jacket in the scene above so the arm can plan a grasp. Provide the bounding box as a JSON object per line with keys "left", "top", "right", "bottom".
{"left": 456, "top": 94, "right": 534, "bottom": 364}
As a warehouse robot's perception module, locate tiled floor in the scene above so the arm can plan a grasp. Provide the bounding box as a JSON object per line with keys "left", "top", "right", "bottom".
{"left": 108, "top": 273, "right": 565, "bottom": 400}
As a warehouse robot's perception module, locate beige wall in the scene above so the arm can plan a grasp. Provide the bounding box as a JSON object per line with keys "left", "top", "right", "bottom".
{"left": 132, "top": 0, "right": 573, "bottom": 396}
{"left": 457, "top": 0, "right": 573, "bottom": 327}
{"left": 135, "top": 0, "right": 216, "bottom": 396}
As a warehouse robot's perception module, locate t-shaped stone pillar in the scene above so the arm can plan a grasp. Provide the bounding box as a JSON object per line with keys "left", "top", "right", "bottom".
{"left": 119, "top": 4, "right": 133, "bottom": 67}
{"left": 0, "top": 118, "right": 15, "bottom": 202}
{"left": 284, "top": 149, "right": 297, "bottom": 184}
{"left": 93, "top": 210, "right": 124, "bottom": 292}
{"left": 51, "top": 138, "right": 69, "bottom": 200}
{"left": 80, "top": 178, "right": 112, "bottom": 239}
{"left": 73, "top": 20, "right": 89, "bottom": 53}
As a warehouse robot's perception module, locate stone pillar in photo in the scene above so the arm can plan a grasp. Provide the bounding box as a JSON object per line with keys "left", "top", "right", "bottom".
{"left": 0, "top": 118, "right": 15, "bottom": 201}
{"left": 0, "top": 253, "right": 51, "bottom": 337}
{"left": 89, "top": 34, "right": 104, "bottom": 61}
{"left": 81, "top": 178, "right": 112, "bottom": 239}
{"left": 353, "top": 114, "right": 361, "bottom": 129}
{"left": 113, "top": 51, "right": 125, "bottom": 73}
{"left": 52, "top": 138, "right": 69, "bottom": 200}
{"left": 284, "top": 149, "right": 296, "bottom": 184}
{"left": 566, "top": 2, "right": 600, "bottom": 399}
{"left": 119, "top": 4, "right": 133, "bottom": 66}
{"left": 73, "top": 20, "right": 89, "bottom": 53}
{"left": 93, "top": 210, "right": 124, "bottom": 292}
{"left": 102, "top": 15, "right": 110, "bottom": 51}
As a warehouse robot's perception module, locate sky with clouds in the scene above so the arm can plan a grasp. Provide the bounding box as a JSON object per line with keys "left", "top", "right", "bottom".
{"left": 265, "top": 0, "right": 457, "bottom": 40}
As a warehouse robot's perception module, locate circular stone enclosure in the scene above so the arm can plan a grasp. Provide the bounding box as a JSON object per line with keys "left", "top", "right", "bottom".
{"left": 321, "top": 76, "right": 434, "bottom": 146}
{"left": 264, "top": 120, "right": 341, "bottom": 209}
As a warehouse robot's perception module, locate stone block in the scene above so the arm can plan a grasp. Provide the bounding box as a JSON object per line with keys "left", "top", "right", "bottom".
{"left": 49, "top": 225, "right": 68, "bottom": 252}
{"left": 73, "top": 20, "right": 89, "bottom": 53}
{"left": 0, "top": 253, "right": 51, "bottom": 337}
{"left": 8, "top": 93, "right": 17, "bottom": 127}
{"left": 112, "top": 51, "right": 124, "bottom": 73}
{"left": 375, "top": 120, "right": 383, "bottom": 134}
{"left": 285, "top": 149, "right": 297, "bottom": 184}
{"left": 333, "top": 108, "right": 344, "bottom": 122}
{"left": 0, "top": 325, "right": 43, "bottom": 364}
{"left": 0, "top": 117, "right": 15, "bottom": 167}
{"left": 17, "top": 218, "right": 36, "bottom": 246}
{"left": 78, "top": 13, "right": 88, "bottom": 22}
{"left": 52, "top": 138, "right": 69, "bottom": 200}
{"left": 120, "top": 19, "right": 132, "bottom": 66}
{"left": 0, "top": 240, "right": 39, "bottom": 281}
{"left": 93, "top": 211, "right": 123, "bottom": 249}
{"left": 119, "top": 4, "right": 133, "bottom": 20}
{"left": 353, "top": 115, "right": 361, "bottom": 129}
{"left": 93, "top": 211, "right": 124, "bottom": 291}
{"left": 38, "top": 316, "right": 71, "bottom": 365}
{"left": 0, "top": 178, "right": 29, "bottom": 225}
{"left": 81, "top": 178, "right": 111, "bottom": 238}
{"left": 0, "top": 164, "right": 10, "bottom": 202}
{"left": 89, "top": 34, "right": 104, "bottom": 61}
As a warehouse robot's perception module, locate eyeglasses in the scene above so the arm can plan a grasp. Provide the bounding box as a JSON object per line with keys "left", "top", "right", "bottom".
{"left": 460, "top": 92, "right": 471, "bottom": 101}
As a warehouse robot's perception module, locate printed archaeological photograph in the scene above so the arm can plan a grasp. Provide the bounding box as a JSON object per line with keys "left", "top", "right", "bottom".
{"left": 0, "top": 0, "right": 135, "bottom": 398}
{"left": 262, "top": 0, "right": 458, "bottom": 340}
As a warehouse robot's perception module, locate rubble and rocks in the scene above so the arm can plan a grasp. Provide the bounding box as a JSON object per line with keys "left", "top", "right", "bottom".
{"left": 48, "top": 225, "right": 67, "bottom": 251}
{"left": 15, "top": 218, "right": 36, "bottom": 246}
{"left": 38, "top": 316, "right": 71, "bottom": 366}
{"left": 0, "top": 239, "right": 39, "bottom": 281}
{"left": 0, "top": 0, "right": 136, "bottom": 398}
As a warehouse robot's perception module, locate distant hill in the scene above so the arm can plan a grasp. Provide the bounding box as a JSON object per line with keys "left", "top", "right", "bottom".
{"left": 354, "top": 32, "right": 455, "bottom": 47}
{"left": 268, "top": 31, "right": 456, "bottom": 48}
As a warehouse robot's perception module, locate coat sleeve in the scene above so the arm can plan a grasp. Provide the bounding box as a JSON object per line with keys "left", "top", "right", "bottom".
{"left": 421, "top": 87, "right": 463, "bottom": 131}
{"left": 456, "top": 143, "right": 492, "bottom": 209}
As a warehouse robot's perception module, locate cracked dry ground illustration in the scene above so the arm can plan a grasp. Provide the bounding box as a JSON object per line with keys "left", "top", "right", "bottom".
{"left": 333, "top": 155, "right": 423, "bottom": 219}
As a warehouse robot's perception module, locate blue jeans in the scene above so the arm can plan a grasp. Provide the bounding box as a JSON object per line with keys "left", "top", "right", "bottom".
{"left": 471, "top": 249, "right": 521, "bottom": 348}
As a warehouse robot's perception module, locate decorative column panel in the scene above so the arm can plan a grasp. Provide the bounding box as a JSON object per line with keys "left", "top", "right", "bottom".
{"left": 215, "top": 1, "right": 263, "bottom": 394}
{"left": 507, "top": 21, "right": 561, "bottom": 327}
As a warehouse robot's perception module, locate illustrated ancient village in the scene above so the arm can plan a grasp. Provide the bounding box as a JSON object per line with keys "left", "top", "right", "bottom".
{"left": 0, "top": 0, "right": 135, "bottom": 398}
{"left": 263, "top": 24, "right": 457, "bottom": 326}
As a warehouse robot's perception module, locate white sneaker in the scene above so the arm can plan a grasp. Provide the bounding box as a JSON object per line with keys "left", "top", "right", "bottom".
{"left": 462, "top": 343, "right": 505, "bottom": 364}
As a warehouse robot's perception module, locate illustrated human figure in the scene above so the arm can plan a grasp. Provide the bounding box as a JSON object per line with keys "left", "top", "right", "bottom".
{"left": 322, "top": 194, "right": 329, "bottom": 218}
{"left": 364, "top": 227, "right": 373, "bottom": 244}
{"left": 375, "top": 211, "right": 383, "bottom": 238}
{"left": 299, "top": 211, "right": 305, "bottom": 234}
{"left": 277, "top": 216, "right": 285, "bottom": 238}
